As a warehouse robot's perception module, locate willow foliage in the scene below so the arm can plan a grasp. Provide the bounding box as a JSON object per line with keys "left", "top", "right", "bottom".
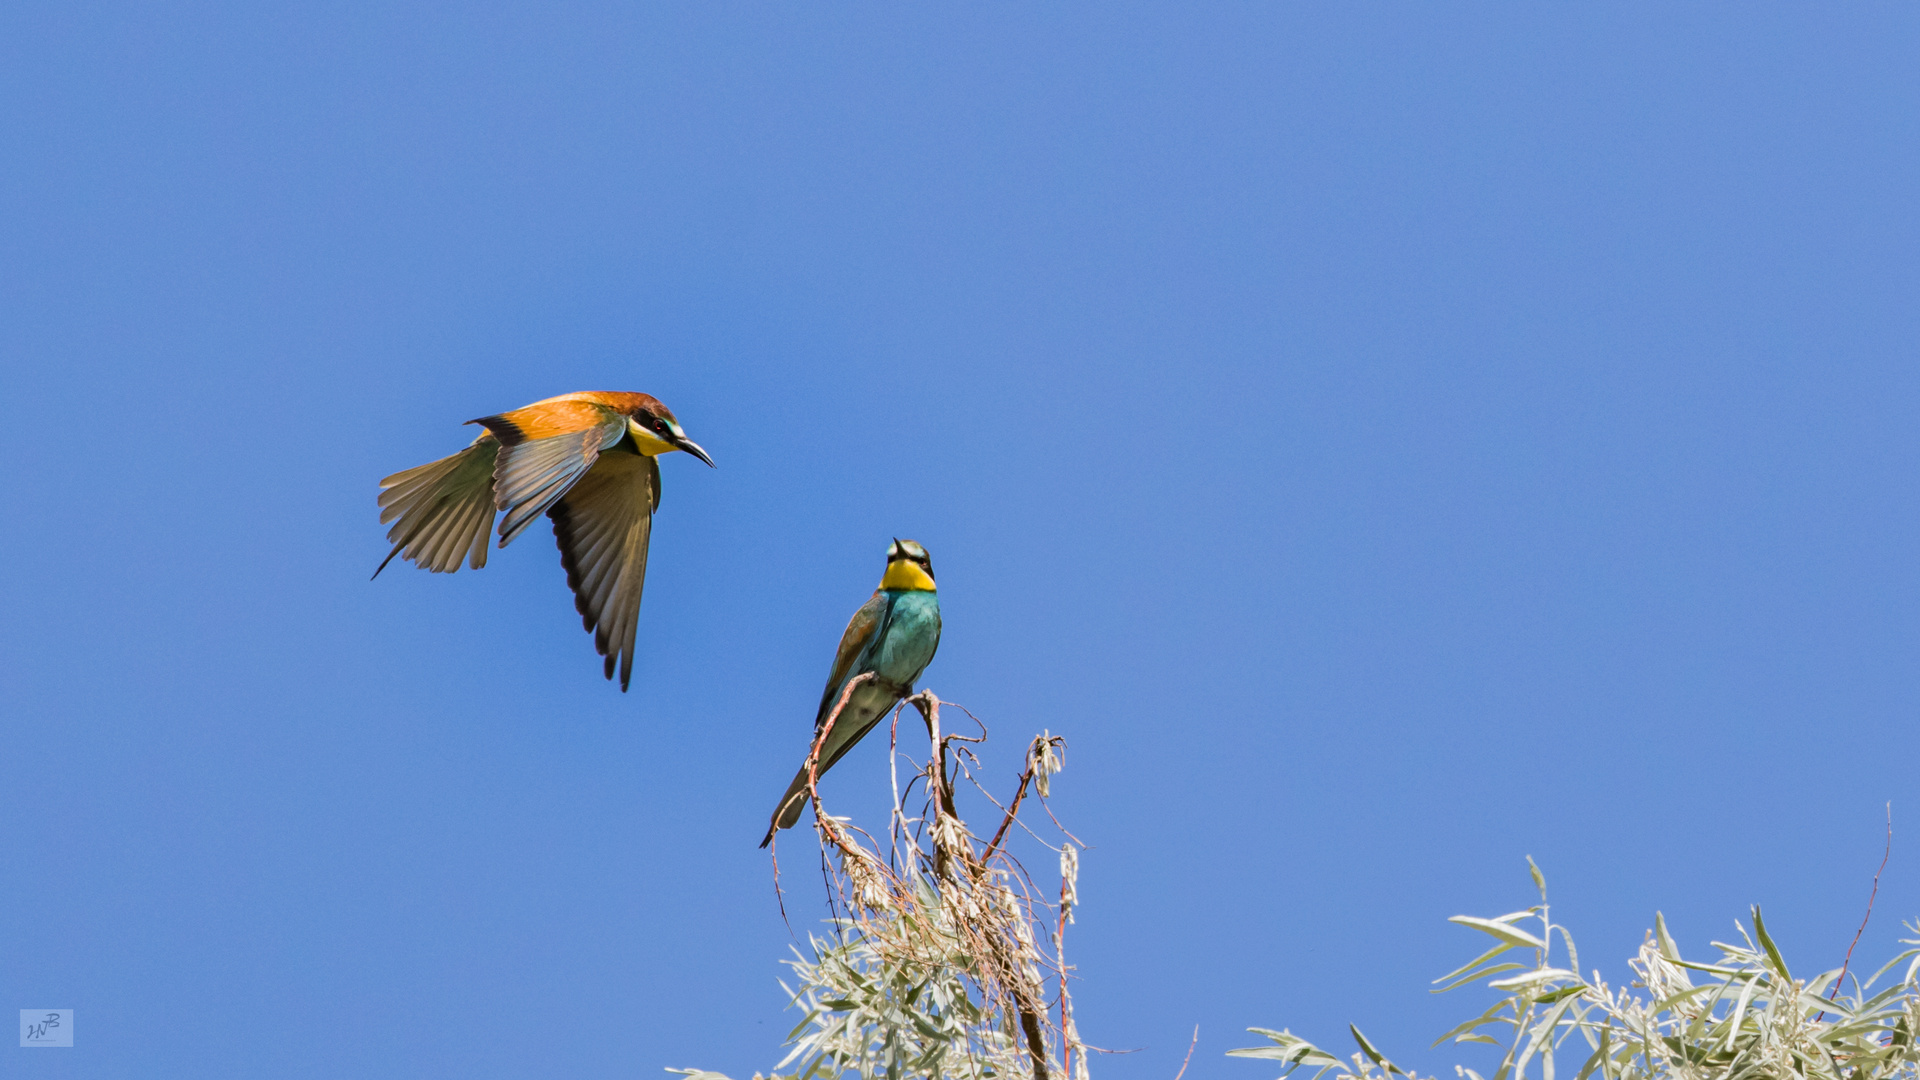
{"left": 1233, "top": 861, "right": 1920, "bottom": 1080}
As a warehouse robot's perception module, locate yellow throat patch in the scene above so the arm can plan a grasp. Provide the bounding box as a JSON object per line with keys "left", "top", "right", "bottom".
{"left": 626, "top": 418, "right": 678, "bottom": 456}
{"left": 879, "top": 559, "right": 937, "bottom": 592}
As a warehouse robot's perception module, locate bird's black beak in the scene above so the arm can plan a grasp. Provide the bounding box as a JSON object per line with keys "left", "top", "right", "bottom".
{"left": 674, "top": 436, "right": 716, "bottom": 467}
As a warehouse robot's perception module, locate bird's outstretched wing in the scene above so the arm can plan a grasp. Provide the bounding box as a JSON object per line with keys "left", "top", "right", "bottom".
{"left": 547, "top": 448, "right": 660, "bottom": 691}
{"left": 473, "top": 403, "right": 629, "bottom": 546}
{"left": 373, "top": 435, "right": 501, "bottom": 577}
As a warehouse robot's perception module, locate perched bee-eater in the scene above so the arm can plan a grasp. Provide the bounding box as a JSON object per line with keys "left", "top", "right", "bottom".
{"left": 761, "top": 539, "right": 942, "bottom": 847}
{"left": 374, "top": 391, "right": 713, "bottom": 691}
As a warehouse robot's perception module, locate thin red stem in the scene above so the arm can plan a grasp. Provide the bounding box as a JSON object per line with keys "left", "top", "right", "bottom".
{"left": 806, "top": 672, "right": 876, "bottom": 843}
{"left": 981, "top": 768, "right": 1034, "bottom": 864}
{"left": 1830, "top": 802, "right": 1893, "bottom": 1002}
{"left": 1173, "top": 1025, "right": 1200, "bottom": 1080}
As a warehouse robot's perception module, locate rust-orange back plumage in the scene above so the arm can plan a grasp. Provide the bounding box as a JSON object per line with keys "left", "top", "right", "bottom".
{"left": 375, "top": 391, "right": 713, "bottom": 690}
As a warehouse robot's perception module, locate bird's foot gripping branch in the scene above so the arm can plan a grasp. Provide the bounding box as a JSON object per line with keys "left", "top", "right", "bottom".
{"left": 676, "top": 690, "right": 1091, "bottom": 1080}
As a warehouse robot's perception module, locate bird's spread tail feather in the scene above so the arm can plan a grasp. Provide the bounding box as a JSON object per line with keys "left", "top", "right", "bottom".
{"left": 373, "top": 438, "right": 500, "bottom": 576}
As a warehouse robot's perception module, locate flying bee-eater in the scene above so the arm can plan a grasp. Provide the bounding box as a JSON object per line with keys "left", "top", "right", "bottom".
{"left": 761, "top": 538, "right": 942, "bottom": 847}
{"left": 374, "top": 391, "right": 714, "bottom": 691}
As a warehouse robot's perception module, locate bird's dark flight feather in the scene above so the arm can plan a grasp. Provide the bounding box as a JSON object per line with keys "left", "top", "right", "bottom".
{"left": 548, "top": 449, "right": 659, "bottom": 691}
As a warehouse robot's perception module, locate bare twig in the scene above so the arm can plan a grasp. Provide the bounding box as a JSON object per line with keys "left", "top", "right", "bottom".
{"left": 1173, "top": 1025, "right": 1199, "bottom": 1080}
{"left": 806, "top": 671, "right": 878, "bottom": 844}
{"left": 908, "top": 691, "right": 962, "bottom": 823}
{"left": 1037, "top": 791, "right": 1090, "bottom": 851}
{"left": 1831, "top": 802, "right": 1894, "bottom": 1002}
{"left": 770, "top": 844, "right": 792, "bottom": 933}
{"left": 981, "top": 768, "right": 1034, "bottom": 865}
{"left": 961, "top": 758, "right": 1065, "bottom": 856}
{"left": 1059, "top": 881, "right": 1072, "bottom": 1079}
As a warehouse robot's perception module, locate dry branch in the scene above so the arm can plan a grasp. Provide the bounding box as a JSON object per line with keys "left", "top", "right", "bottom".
{"left": 759, "top": 690, "right": 1088, "bottom": 1080}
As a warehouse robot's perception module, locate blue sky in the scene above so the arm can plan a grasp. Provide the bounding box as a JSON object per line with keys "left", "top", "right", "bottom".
{"left": 4, "top": 3, "right": 1918, "bottom": 1077}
